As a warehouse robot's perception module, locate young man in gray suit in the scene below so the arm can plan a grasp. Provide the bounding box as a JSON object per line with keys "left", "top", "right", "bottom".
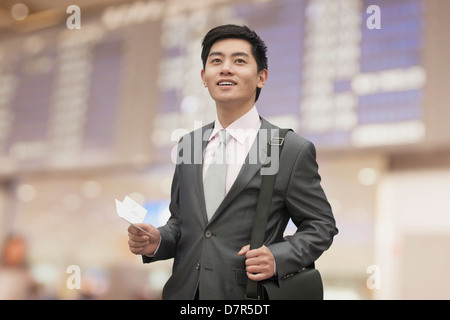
{"left": 128, "top": 24, "right": 338, "bottom": 300}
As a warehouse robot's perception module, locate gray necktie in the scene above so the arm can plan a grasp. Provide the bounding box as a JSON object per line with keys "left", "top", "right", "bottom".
{"left": 204, "top": 130, "right": 229, "bottom": 221}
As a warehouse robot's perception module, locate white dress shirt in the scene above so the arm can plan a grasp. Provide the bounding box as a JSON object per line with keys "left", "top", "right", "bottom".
{"left": 202, "top": 105, "right": 262, "bottom": 194}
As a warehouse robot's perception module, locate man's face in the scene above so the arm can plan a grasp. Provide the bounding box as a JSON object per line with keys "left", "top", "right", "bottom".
{"left": 201, "top": 38, "right": 267, "bottom": 107}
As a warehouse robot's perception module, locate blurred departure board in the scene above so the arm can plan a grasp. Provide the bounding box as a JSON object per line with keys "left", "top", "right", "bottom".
{"left": 300, "top": 0, "right": 426, "bottom": 149}
{"left": 0, "top": 28, "right": 124, "bottom": 173}
{"left": 0, "top": 0, "right": 438, "bottom": 174}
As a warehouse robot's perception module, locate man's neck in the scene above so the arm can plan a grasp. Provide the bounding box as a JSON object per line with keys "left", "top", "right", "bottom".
{"left": 215, "top": 101, "right": 255, "bottom": 128}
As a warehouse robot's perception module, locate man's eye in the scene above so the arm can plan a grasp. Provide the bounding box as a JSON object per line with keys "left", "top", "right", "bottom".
{"left": 235, "top": 59, "right": 245, "bottom": 63}
{"left": 211, "top": 58, "right": 221, "bottom": 63}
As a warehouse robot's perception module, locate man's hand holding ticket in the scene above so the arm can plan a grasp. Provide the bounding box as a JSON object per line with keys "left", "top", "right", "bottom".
{"left": 116, "top": 196, "right": 161, "bottom": 256}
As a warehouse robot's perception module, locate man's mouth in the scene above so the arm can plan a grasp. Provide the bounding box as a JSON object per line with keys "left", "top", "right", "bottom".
{"left": 217, "top": 80, "right": 236, "bottom": 86}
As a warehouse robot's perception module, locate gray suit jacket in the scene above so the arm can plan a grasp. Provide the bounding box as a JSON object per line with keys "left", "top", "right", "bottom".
{"left": 143, "top": 118, "right": 338, "bottom": 299}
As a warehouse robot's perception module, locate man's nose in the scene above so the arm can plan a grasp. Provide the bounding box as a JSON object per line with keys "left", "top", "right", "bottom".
{"left": 220, "top": 61, "right": 233, "bottom": 75}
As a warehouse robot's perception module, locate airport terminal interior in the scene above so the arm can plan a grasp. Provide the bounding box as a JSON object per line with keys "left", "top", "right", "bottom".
{"left": 0, "top": 0, "right": 449, "bottom": 299}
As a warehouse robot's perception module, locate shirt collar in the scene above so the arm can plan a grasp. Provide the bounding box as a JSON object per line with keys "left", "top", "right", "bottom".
{"left": 209, "top": 106, "right": 260, "bottom": 144}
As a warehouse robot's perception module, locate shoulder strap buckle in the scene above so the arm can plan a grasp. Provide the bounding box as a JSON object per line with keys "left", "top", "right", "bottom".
{"left": 269, "top": 137, "right": 284, "bottom": 146}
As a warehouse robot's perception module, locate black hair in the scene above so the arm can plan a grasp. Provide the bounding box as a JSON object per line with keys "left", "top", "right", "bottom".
{"left": 201, "top": 24, "right": 268, "bottom": 102}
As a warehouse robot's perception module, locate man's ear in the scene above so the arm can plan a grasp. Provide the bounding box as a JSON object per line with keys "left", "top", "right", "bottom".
{"left": 257, "top": 69, "right": 268, "bottom": 88}
{"left": 201, "top": 69, "right": 207, "bottom": 87}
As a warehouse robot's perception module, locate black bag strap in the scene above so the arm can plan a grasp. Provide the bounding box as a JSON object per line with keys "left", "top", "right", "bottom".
{"left": 245, "top": 128, "right": 292, "bottom": 300}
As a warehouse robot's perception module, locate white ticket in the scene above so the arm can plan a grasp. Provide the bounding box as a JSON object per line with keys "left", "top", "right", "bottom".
{"left": 115, "top": 196, "right": 157, "bottom": 238}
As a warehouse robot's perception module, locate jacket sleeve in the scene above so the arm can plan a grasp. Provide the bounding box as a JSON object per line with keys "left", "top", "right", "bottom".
{"left": 267, "top": 139, "right": 338, "bottom": 279}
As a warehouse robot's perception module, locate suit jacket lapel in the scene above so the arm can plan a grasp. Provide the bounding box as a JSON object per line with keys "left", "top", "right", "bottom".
{"left": 189, "top": 122, "right": 214, "bottom": 224}
{"left": 208, "top": 118, "right": 277, "bottom": 224}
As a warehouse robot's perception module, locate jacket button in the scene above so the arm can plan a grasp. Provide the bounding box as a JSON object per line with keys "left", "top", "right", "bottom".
{"left": 195, "top": 262, "right": 200, "bottom": 270}
{"left": 204, "top": 230, "right": 212, "bottom": 238}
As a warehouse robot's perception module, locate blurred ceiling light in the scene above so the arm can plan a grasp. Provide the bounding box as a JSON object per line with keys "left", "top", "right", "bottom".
{"left": 30, "top": 263, "right": 59, "bottom": 286}
{"left": 11, "top": 3, "right": 29, "bottom": 21}
{"left": 23, "top": 36, "right": 45, "bottom": 55}
{"left": 358, "top": 168, "right": 379, "bottom": 186}
{"left": 16, "top": 183, "right": 36, "bottom": 202}
{"left": 81, "top": 181, "right": 102, "bottom": 198}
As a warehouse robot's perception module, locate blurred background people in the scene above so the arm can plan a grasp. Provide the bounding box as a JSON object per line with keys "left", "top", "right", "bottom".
{"left": 0, "top": 234, "right": 36, "bottom": 299}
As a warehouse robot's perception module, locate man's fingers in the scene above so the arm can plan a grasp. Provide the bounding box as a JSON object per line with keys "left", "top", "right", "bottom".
{"left": 239, "top": 245, "right": 269, "bottom": 259}
{"left": 129, "top": 245, "right": 144, "bottom": 255}
{"left": 128, "top": 224, "right": 151, "bottom": 249}
{"left": 128, "top": 223, "right": 150, "bottom": 235}
{"left": 128, "top": 237, "right": 148, "bottom": 249}
{"left": 128, "top": 231, "right": 149, "bottom": 241}
{"left": 238, "top": 244, "right": 250, "bottom": 256}
{"left": 126, "top": 223, "right": 161, "bottom": 256}
{"left": 239, "top": 245, "right": 275, "bottom": 280}
{"left": 127, "top": 223, "right": 158, "bottom": 242}
{"left": 128, "top": 224, "right": 142, "bottom": 235}
{"left": 246, "top": 271, "right": 270, "bottom": 282}
{"left": 242, "top": 245, "right": 275, "bottom": 281}
{"left": 245, "top": 245, "right": 268, "bottom": 258}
